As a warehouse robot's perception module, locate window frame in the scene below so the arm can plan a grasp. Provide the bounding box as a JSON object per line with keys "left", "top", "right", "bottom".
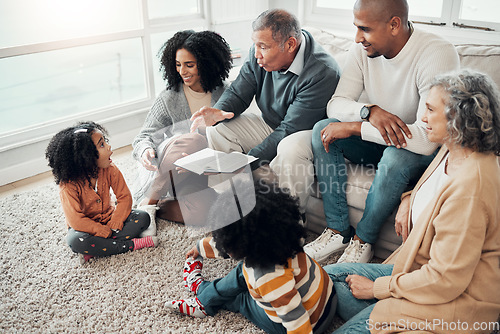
{"left": 451, "top": 0, "right": 500, "bottom": 31}
{"left": 408, "top": 0, "right": 500, "bottom": 31}
{"left": 303, "top": 0, "right": 500, "bottom": 43}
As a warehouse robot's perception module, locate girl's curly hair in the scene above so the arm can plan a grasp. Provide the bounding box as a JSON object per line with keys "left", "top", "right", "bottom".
{"left": 45, "top": 121, "right": 108, "bottom": 185}
{"left": 158, "top": 30, "right": 232, "bottom": 92}
{"left": 212, "top": 181, "right": 305, "bottom": 268}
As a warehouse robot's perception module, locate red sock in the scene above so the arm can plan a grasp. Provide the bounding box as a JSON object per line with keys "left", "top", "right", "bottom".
{"left": 133, "top": 236, "right": 156, "bottom": 250}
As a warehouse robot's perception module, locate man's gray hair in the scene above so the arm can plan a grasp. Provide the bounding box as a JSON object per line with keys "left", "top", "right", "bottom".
{"left": 252, "top": 9, "right": 302, "bottom": 48}
{"left": 431, "top": 69, "right": 500, "bottom": 155}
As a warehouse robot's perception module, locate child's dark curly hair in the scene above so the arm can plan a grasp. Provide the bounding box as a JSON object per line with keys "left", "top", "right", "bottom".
{"left": 159, "top": 30, "right": 232, "bottom": 92}
{"left": 211, "top": 181, "right": 306, "bottom": 268}
{"left": 45, "top": 121, "right": 108, "bottom": 185}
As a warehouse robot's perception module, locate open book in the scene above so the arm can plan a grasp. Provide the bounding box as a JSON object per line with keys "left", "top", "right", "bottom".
{"left": 174, "top": 148, "right": 257, "bottom": 175}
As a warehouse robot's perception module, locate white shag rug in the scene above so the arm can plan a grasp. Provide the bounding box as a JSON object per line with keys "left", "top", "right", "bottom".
{"left": 0, "top": 153, "right": 344, "bottom": 334}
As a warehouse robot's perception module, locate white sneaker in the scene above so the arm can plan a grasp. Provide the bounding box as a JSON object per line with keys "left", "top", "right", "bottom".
{"left": 303, "top": 228, "right": 349, "bottom": 262}
{"left": 337, "top": 239, "right": 374, "bottom": 264}
{"left": 137, "top": 204, "right": 158, "bottom": 237}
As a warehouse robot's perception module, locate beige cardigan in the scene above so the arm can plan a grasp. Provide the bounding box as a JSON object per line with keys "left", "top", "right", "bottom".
{"left": 370, "top": 146, "right": 500, "bottom": 334}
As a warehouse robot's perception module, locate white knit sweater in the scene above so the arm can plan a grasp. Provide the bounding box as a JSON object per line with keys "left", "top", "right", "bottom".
{"left": 327, "top": 27, "right": 460, "bottom": 155}
{"left": 132, "top": 83, "right": 228, "bottom": 161}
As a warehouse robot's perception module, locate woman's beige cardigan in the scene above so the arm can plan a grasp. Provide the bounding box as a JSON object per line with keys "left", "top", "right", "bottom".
{"left": 370, "top": 146, "right": 500, "bottom": 334}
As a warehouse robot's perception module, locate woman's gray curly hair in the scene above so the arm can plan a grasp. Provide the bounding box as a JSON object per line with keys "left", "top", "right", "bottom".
{"left": 431, "top": 69, "right": 500, "bottom": 155}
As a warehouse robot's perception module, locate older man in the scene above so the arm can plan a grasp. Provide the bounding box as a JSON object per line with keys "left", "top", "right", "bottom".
{"left": 190, "top": 9, "right": 341, "bottom": 174}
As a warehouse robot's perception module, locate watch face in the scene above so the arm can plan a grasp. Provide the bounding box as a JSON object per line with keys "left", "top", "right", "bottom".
{"left": 361, "top": 106, "right": 370, "bottom": 119}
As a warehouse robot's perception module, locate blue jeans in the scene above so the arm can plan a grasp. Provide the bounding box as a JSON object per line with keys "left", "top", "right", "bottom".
{"left": 197, "top": 262, "right": 336, "bottom": 334}
{"left": 324, "top": 262, "right": 394, "bottom": 333}
{"left": 312, "top": 119, "right": 436, "bottom": 244}
{"left": 197, "top": 262, "right": 287, "bottom": 334}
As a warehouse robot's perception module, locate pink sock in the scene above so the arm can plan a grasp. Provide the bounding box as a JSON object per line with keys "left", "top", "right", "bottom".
{"left": 133, "top": 236, "right": 156, "bottom": 250}
{"left": 79, "top": 254, "right": 94, "bottom": 265}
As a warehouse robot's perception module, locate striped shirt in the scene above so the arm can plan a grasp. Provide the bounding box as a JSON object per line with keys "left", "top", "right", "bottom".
{"left": 197, "top": 237, "right": 333, "bottom": 334}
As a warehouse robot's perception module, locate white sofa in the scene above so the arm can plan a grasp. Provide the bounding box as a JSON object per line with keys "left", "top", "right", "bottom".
{"left": 303, "top": 26, "right": 500, "bottom": 259}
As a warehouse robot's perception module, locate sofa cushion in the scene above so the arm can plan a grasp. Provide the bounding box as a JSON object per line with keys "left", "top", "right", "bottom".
{"left": 455, "top": 44, "right": 500, "bottom": 90}
{"left": 310, "top": 161, "right": 375, "bottom": 210}
{"left": 305, "top": 27, "right": 354, "bottom": 69}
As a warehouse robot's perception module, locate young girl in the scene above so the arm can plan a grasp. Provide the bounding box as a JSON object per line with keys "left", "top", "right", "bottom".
{"left": 46, "top": 121, "right": 158, "bottom": 264}
{"left": 166, "top": 181, "right": 336, "bottom": 334}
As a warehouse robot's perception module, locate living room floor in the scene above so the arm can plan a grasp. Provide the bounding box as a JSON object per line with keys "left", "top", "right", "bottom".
{"left": 0, "top": 145, "right": 133, "bottom": 199}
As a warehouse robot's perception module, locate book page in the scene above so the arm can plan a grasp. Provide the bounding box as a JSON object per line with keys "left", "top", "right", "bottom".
{"left": 174, "top": 148, "right": 257, "bottom": 175}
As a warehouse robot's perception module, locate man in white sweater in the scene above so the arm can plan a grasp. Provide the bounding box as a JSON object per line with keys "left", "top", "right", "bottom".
{"left": 274, "top": 0, "right": 460, "bottom": 263}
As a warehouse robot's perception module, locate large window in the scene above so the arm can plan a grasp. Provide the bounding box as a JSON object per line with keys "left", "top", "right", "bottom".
{"left": 0, "top": 0, "right": 206, "bottom": 185}
{"left": 0, "top": 0, "right": 143, "bottom": 48}
{"left": 0, "top": 39, "right": 146, "bottom": 133}
{"left": 315, "top": 0, "right": 355, "bottom": 11}
{"left": 460, "top": 0, "right": 500, "bottom": 24}
{"left": 0, "top": 0, "right": 203, "bottom": 137}
{"left": 0, "top": 0, "right": 270, "bottom": 185}
{"left": 148, "top": 0, "right": 199, "bottom": 19}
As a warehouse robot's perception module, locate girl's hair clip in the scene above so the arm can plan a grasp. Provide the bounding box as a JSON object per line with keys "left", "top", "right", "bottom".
{"left": 74, "top": 128, "right": 88, "bottom": 134}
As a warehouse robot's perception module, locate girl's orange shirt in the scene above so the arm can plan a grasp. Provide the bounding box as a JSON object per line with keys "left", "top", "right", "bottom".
{"left": 59, "top": 164, "right": 132, "bottom": 238}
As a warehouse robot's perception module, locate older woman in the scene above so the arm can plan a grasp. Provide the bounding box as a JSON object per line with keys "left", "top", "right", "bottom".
{"left": 326, "top": 69, "right": 500, "bottom": 334}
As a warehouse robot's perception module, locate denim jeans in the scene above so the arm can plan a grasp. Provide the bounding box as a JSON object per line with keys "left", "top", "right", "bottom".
{"left": 197, "top": 262, "right": 287, "bottom": 334}
{"left": 312, "top": 119, "right": 436, "bottom": 244}
{"left": 333, "top": 304, "right": 376, "bottom": 334}
{"left": 324, "top": 262, "right": 394, "bottom": 333}
{"left": 197, "top": 261, "right": 337, "bottom": 334}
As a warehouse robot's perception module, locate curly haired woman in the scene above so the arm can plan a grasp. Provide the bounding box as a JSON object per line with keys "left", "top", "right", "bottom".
{"left": 132, "top": 30, "right": 232, "bottom": 231}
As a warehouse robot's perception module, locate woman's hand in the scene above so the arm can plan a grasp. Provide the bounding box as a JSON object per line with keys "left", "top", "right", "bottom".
{"left": 320, "top": 122, "right": 361, "bottom": 153}
{"left": 141, "top": 148, "right": 158, "bottom": 171}
{"left": 395, "top": 195, "right": 411, "bottom": 242}
{"left": 186, "top": 245, "right": 200, "bottom": 259}
{"left": 346, "top": 275, "right": 375, "bottom": 300}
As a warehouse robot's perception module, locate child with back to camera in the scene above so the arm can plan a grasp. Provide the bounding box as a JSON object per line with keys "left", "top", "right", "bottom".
{"left": 46, "top": 121, "right": 158, "bottom": 264}
{"left": 166, "top": 181, "right": 337, "bottom": 334}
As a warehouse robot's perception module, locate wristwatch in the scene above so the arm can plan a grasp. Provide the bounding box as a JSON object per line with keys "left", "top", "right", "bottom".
{"left": 360, "top": 105, "right": 372, "bottom": 121}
